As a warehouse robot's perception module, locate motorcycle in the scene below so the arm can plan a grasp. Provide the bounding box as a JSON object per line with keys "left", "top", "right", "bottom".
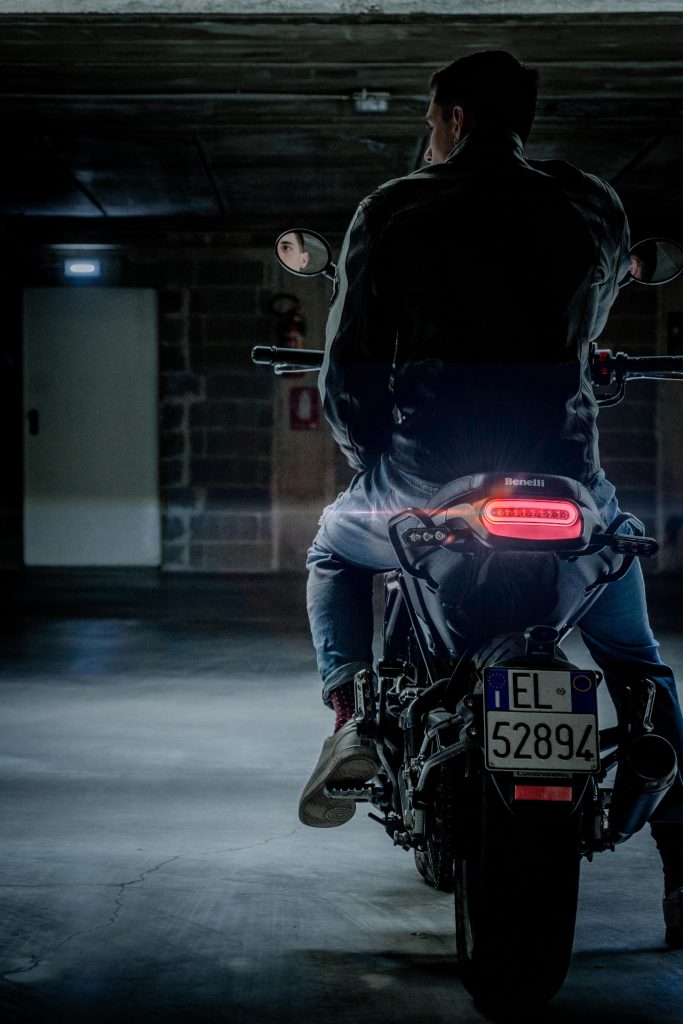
{"left": 254, "top": 231, "right": 683, "bottom": 1009}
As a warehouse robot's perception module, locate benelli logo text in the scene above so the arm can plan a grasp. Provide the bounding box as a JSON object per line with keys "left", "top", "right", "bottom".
{"left": 505, "top": 477, "right": 545, "bottom": 487}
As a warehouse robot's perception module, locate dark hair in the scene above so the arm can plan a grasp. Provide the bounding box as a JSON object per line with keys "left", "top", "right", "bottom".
{"left": 429, "top": 50, "right": 539, "bottom": 142}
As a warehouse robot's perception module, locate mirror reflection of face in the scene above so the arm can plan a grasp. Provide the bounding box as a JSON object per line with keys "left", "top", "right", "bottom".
{"left": 275, "top": 229, "right": 332, "bottom": 276}
{"left": 277, "top": 231, "right": 310, "bottom": 272}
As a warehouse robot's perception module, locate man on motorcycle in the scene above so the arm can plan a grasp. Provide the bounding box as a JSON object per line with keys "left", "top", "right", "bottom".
{"left": 298, "top": 50, "right": 683, "bottom": 943}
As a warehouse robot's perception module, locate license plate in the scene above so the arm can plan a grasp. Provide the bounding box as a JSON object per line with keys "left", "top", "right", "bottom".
{"left": 484, "top": 666, "right": 600, "bottom": 772}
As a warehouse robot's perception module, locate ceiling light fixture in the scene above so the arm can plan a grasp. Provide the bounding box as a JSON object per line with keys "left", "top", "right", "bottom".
{"left": 64, "top": 259, "right": 101, "bottom": 278}
{"left": 352, "top": 89, "right": 391, "bottom": 114}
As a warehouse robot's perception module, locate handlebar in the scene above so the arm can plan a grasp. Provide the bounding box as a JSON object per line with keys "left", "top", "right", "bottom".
{"left": 251, "top": 345, "right": 324, "bottom": 372}
{"left": 591, "top": 349, "right": 683, "bottom": 405}
{"left": 252, "top": 345, "right": 683, "bottom": 402}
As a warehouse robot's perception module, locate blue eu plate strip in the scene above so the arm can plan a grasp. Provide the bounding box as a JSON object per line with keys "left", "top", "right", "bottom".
{"left": 485, "top": 667, "right": 510, "bottom": 711}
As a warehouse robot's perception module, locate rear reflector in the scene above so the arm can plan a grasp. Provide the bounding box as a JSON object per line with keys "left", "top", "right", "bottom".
{"left": 481, "top": 498, "right": 582, "bottom": 540}
{"left": 514, "top": 785, "right": 573, "bottom": 803}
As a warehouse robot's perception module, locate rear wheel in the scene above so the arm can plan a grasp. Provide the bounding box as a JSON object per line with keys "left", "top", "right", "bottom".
{"left": 455, "top": 775, "right": 581, "bottom": 1009}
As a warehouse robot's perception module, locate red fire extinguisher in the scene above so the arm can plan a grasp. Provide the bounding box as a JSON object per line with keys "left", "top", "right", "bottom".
{"left": 269, "top": 292, "right": 320, "bottom": 428}
{"left": 270, "top": 293, "right": 307, "bottom": 368}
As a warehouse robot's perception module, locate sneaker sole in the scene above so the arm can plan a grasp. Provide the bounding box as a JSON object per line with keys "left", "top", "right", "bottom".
{"left": 298, "top": 750, "right": 379, "bottom": 828}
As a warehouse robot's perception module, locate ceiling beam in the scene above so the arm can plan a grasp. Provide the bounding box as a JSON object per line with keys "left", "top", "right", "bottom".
{"left": 5, "top": 2, "right": 683, "bottom": 14}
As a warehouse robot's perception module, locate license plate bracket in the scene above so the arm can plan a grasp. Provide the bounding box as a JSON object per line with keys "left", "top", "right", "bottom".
{"left": 484, "top": 666, "right": 600, "bottom": 772}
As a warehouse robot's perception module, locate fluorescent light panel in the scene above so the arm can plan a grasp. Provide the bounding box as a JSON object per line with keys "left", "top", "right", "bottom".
{"left": 64, "top": 259, "right": 101, "bottom": 277}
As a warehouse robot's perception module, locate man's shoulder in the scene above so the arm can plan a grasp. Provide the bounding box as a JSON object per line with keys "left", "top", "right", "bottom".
{"left": 358, "top": 166, "right": 444, "bottom": 220}
{"left": 527, "top": 157, "right": 622, "bottom": 204}
{"left": 353, "top": 157, "right": 625, "bottom": 236}
{"left": 364, "top": 157, "right": 621, "bottom": 206}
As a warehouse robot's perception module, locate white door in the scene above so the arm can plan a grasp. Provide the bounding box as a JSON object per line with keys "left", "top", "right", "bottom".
{"left": 23, "top": 287, "right": 160, "bottom": 566}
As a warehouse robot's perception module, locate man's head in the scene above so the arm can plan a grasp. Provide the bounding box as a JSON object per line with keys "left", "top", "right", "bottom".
{"left": 425, "top": 50, "right": 539, "bottom": 165}
{"left": 277, "top": 230, "right": 310, "bottom": 271}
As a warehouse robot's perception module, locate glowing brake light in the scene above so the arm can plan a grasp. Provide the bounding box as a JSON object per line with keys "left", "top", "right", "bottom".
{"left": 481, "top": 498, "right": 582, "bottom": 541}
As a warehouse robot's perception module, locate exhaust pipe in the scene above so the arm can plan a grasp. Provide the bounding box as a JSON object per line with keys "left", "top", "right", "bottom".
{"left": 608, "top": 733, "right": 678, "bottom": 842}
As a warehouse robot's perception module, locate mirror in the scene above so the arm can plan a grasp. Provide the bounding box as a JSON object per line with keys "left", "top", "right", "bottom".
{"left": 275, "top": 229, "right": 333, "bottom": 277}
{"left": 629, "top": 238, "right": 683, "bottom": 286}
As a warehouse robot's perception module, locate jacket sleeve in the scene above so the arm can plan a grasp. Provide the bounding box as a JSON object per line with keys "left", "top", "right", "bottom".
{"left": 590, "top": 179, "right": 633, "bottom": 342}
{"left": 319, "top": 198, "right": 397, "bottom": 471}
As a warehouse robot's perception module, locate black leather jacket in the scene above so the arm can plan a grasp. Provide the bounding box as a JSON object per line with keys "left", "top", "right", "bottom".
{"left": 320, "top": 127, "right": 632, "bottom": 484}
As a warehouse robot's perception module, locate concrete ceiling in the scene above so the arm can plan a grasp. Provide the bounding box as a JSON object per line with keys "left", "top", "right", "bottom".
{"left": 1, "top": 9, "right": 682, "bottom": 237}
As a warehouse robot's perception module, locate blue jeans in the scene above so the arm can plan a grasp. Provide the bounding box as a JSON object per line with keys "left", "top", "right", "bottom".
{"left": 306, "top": 456, "right": 683, "bottom": 823}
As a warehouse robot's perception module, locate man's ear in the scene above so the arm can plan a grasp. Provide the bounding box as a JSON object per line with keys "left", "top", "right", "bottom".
{"left": 451, "top": 104, "right": 472, "bottom": 141}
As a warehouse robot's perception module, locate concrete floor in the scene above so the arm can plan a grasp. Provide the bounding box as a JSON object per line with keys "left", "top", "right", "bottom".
{"left": 1, "top": 571, "right": 682, "bottom": 1024}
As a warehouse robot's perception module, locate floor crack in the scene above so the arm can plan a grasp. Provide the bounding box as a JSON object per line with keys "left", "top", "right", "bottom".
{"left": 1, "top": 827, "right": 299, "bottom": 982}
{"left": 106, "top": 854, "right": 182, "bottom": 926}
{"left": 215, "top": 826, "right": 300, "bottom": 855}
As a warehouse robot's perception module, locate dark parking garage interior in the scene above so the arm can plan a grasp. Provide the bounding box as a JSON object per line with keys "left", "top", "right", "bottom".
{"left": 1, "top": 3, "right": 683, "bottom": 1022}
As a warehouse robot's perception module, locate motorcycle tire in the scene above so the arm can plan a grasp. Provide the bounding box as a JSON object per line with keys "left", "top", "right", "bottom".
{"left": 454, "top": 773, "right": 581, "bottom": 1009}
{"left": 414, "top": 764, "right": 456, "bottom": 892}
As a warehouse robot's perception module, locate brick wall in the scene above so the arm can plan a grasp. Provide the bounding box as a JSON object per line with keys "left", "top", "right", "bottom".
{"left": 135, "top": 243, "right": 276, "bottom": 572}
{"left": 657, "top": 272, "right": 683, "bottom": 569}
{"left": 595, "top": 277, "right": 660, "bottom": 534}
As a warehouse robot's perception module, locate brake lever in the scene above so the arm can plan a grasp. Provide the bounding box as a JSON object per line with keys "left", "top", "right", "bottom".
{"left": 274, "top": 364, "right": 319, "bottom": 375}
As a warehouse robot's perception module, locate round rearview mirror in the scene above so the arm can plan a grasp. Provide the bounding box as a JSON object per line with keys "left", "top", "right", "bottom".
{"left": 275, "top": 229, "right": 333, "bottom": 277}
{"left": 629, "top": 237, "right": 683, "bottom": 286}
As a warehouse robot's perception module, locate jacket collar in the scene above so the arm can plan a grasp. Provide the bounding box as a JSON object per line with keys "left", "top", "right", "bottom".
{"left": 444, "top": 126, "right": 528, "bottom": 168}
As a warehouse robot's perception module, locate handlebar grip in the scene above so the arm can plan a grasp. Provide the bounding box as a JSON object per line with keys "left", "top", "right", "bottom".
{"left": 251, "top": 346, "right": 325, "bottom": 368}
{"left": 251, "top": 346, "right": 278, "bottom": 365}
{"left": 623, "top": 355, "right": 683, "bottom": 374}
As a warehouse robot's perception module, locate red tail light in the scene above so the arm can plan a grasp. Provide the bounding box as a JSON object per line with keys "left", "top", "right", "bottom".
{"left": 481, "top": 498, "right": 582, "bottom": 541}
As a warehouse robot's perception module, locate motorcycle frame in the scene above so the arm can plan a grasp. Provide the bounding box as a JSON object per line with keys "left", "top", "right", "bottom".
{"left": 354, "top": 493, "right": 664, "bottom": 859}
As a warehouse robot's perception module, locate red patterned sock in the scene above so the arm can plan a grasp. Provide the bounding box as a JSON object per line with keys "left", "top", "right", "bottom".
{"left": 330, "top": 681, "right": 356, "bottom": 733}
